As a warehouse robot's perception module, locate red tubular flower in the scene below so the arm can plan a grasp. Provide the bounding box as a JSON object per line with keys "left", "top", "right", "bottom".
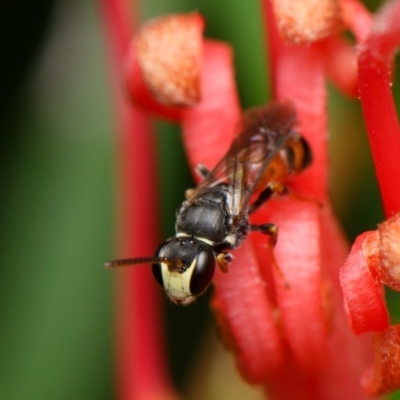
{"left": 340, "top": 231, "right": 389, "bottom": 335}
{"left": 341, "top": 212, "right": 400, "bottom": 395}
{"left": 335, "top": 0, "right": 400, "bottom": 395}
{"left": 100, "top": 0, "right": 178, "bottom": 399}
{"left": 105, "top": 0, "right": 400, "bottom": 397}
{"left": 124, "top": 4, "right": 377, "bottom": 399}
{"left": 358, "top": 0, "right": 400, "bottom": 218}
{"left": 180, "top": 39, "right": 241, "bottom": 168}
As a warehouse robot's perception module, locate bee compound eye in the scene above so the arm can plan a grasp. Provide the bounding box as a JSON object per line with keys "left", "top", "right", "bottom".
{"left": 152, "top": 241, "right": 170, "bottom": 288}
{"left": 152, "top": 263, "right": 164, "bottom": 288}
{"left": 190, "top": 248, "right": 215, "bottom": 295}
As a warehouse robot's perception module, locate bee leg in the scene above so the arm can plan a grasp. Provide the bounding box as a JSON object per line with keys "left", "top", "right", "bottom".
{"left": 195, "top": 163, "right": 210, "bottom": 179}
{"left": 250, "top": 223, "right": 290, "bottom": 288}
{"left": 249, "top": 182, "right": 288, "bottom": 214}
{"left": 185, "top": 188, "right": 195, "bottom": 200}
{"left": 250, "top": 223, "right": 278, "bottom": 246}
{"left": 216, "top": 252, "right": 233, "bottom": 273}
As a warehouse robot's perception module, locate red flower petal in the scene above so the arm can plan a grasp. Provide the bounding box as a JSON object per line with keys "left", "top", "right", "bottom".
{"left": 101, "top": 1, "right": 179, "bottom": 399}
{"left": 252, "top": 200, "right": 327, "bottom": 371}
{"left": 340, "top": 232, "right": 389, "bottom": 335}
{"left": 268, "top": 41, "right": 329, "bottom": 202}
{"left": 262, "top": 1, "right": 379, "bottom": 397}
{"left": 261, "top": 208, "right": 376, "bottom": 399}
{"left": 211, "top": 240, "right": 285, "bottom": 384}
{"left": 262, "top": 4, "right": 331, "bottom": 370}
{"left": 339, "top": 0, "right": 372, "bottom": 41}
{"left": 181, "top": 40, "right": 241, "bottom": 171}
{"left": 321, "top": 36, "right": 358, "bottom": 98}
{"left": 358, "top": 0, "right": 400, "bottom": 218}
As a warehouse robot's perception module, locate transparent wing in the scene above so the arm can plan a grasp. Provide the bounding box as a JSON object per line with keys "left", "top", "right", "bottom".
{"left": 187, "top": 101, "right": 298, "bottom": 217}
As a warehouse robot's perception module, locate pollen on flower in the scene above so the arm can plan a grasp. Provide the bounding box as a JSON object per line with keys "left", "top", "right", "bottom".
{"left": 363, "top": 213, "right": 400, "bottom": 291}
{"left": 378, "top": 213, "right": 400, "bottom": 290}
{"left": 134, "top": 12, "right": 204, "bottom": 106}
{"left": 271, "top": 0, "right": 343, "bottom": 43}
{"left": 362, "top": 325, "right": 400, "bottom": 395}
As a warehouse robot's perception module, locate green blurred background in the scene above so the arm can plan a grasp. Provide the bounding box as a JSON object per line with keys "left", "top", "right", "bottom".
{"left": 0, "top": 0, "right": 398, "bottom": 399}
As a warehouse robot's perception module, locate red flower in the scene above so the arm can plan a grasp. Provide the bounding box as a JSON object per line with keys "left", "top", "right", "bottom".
{"left": 339, "top": 0, "right": 400, "bottom": 395}
{"left": 100, "top": 1, "right": 179, "bottom": 399}
{"left": 101, "top": 0, "right": 400, "bottom": 398}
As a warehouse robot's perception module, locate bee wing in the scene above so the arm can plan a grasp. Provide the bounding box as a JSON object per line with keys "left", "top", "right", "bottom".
{"left": 187, "top": 101, "right": 298, "bottom": 217}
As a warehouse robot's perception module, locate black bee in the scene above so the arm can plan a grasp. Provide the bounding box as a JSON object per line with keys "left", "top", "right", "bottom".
{"left": 106, "top": 101, "right": 312, "bottom": 305}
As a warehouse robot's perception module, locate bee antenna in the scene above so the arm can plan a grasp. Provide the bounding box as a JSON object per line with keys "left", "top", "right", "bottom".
{"left": 104, "top": 256, "right": 182, "bottom": 269}
{"left": 105, "top": 257, "right": 162, "bottom": 268}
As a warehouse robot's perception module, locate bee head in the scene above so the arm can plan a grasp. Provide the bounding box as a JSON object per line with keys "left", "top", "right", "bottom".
{"left": 152, "top": 237, "right": 216, "bottom": 306}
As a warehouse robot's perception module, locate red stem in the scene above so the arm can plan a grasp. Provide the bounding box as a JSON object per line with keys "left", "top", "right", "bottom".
{"left": 100, "top": 0, "right": 177, "bottom": 399}
{"left": 358, "top": 0, "right": 400, "bottom": 218}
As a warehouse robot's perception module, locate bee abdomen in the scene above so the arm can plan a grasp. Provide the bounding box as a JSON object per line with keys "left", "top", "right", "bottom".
{"left": 256, "top": 134, "right": 311, "bottom": 191}
{"left": 283, "top": 135, "right": 312, "bottom": 174}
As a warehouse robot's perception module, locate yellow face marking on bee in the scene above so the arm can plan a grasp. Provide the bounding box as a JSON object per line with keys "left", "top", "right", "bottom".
{"left": 161, "top": 257, "right": 198, "bottom": 305}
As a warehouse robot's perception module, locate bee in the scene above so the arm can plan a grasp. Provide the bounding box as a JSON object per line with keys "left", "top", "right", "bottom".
{"left": 106, "top": 101, "right": 312, "bottom": 305}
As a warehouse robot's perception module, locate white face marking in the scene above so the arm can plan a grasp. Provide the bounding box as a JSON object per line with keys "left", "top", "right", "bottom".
{"left": 175, "top": 232, "right": 216, "bottom": 247}
{"left": 224, "top": 234, "right": 236, "bottom": 246}
{"left": 160, "top": 258, "right": 198, "bottom": 305}
{"left": 175, "top": 232, "right": 190, "bottom": 238}
{"left": 194, "top": 236, "right": 215, "bottom": 247}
